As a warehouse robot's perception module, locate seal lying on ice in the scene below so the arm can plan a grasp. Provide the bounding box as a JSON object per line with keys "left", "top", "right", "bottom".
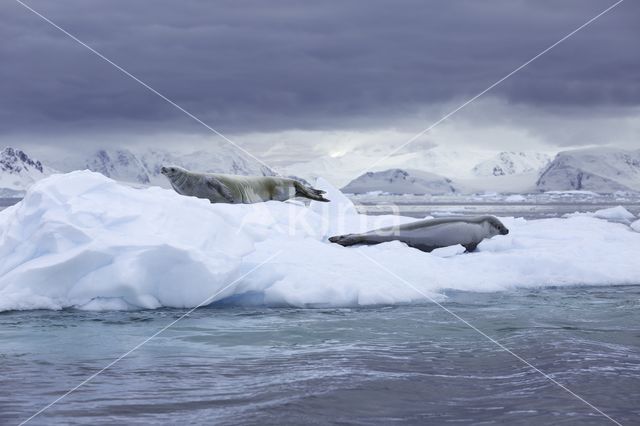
{"left": 329, "top": 216, "right": 509, "bottom": 253}
{"left": 160, "top": 165, "right": 330, "bottom": 204}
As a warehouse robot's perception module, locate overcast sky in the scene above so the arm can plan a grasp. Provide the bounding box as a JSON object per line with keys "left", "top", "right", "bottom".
{"left": 1, "top": 0, "right": 638, "bottom": 163}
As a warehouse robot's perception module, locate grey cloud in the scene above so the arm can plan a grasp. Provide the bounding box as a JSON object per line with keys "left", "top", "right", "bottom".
{"left": 0, "top": 0, "right": 638, "bottom": 140}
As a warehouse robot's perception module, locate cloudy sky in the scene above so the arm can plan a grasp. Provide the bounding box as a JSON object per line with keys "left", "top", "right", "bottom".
{"left": 1, "top": 0, "right": 638, "bottom": 165}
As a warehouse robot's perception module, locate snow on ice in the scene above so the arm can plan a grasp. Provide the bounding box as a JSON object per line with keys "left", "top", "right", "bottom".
{"left": 1, "top": 171, "right": 640, "bottom": 311}
{"left": 566, "top": 206, "right": 636, "bottom": 224}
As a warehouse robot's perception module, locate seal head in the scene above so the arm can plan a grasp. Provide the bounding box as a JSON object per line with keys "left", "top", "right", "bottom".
{"left": 160, "top": 165, "right": 175, "bottom": 176}
{"left": 160, "top": 165, "right": 185, "bottom": 180}
{"left": 485, "top": 216, "right": 509, "bottom": 236}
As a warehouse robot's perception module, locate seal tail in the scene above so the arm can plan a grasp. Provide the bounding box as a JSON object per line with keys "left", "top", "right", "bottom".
{"left": 328, "top": 233, "right": 364, "bottom": 247}
{"left": 294, "top": 181, "right": 330, "bottom": 202}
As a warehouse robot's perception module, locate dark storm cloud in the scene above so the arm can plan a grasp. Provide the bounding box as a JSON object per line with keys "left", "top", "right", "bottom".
{"left": 0, "top": 0, "right": 638, "bottom": 137}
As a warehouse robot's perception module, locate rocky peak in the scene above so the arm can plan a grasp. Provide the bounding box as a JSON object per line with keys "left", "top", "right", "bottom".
{"left": 0, "top": 147, "right": 44, "bottom": 174}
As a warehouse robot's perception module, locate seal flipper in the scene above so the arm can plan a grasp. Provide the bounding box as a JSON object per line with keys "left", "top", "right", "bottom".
{"left": 463, "top": 243, "right": 478, "bottom": 252}
{"left": 205, "top": 177, "right": 235, "bottom": 203}
{"left": 329, "top": 233, "right": 366, "bottom": 247}
{"left": 294, "top": 181, "right": 330, "bottom": 202}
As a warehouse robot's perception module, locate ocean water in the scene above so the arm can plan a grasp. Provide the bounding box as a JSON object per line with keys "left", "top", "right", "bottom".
{"left": 2, "top": 287, "right": 639, "bottom": 425}
{"left": 350, "top": 193, "right": 640, "bottom": 219}
{"left": 1, "top": 198, "right": 640, "bottom": 425}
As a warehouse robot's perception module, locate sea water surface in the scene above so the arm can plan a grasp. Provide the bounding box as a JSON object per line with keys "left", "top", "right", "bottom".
{"left": 1, "top": 197, "right": 639, "bottom": 425}
{"left": 350, "top": 192, "right": 640, "bottom": 219}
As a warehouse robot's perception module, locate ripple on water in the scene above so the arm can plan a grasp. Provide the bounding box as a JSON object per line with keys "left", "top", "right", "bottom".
{"left": 0, "top": 285, "right": 639, "bottom": 425}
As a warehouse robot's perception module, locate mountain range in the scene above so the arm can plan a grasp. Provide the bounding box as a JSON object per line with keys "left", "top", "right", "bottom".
{"left": 0, "top": 146, "right": 274, "bottom": 196}
{"left": 340, "top": 148, "right": 640, "bottom": 194}
{"left": 1, "top": 146, "right": 638, "bottom": 196}
{"left": 282, "top": 148, "right": 553, "bottom": 187}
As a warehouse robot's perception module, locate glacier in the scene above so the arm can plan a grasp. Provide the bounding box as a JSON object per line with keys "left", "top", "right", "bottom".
{"left": 1, "top": 171, "right": 640, "bottom": 312}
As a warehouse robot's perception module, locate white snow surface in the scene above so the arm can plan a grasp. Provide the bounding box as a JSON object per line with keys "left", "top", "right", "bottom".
{"left": 593, "top": 206, "right": 636, "bottom": 222}
{"left": 566, "top": 206, "right": 636, "bottom": 224}
{"left": 1, "top": 171, "right": 640, "bottom": 312}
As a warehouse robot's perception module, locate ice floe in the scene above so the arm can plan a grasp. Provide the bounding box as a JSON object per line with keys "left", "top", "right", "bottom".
{"left": 1, "top": 171, "right": 640, "bottom": 311}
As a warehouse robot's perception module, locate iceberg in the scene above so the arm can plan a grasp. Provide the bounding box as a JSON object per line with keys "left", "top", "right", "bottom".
{"left": 593, "top": 206, "right": 636, "bottom": 223}
{"left": 1, "top": 171, "right": 640, "bottom": 312}
{"left": 565, "top": 206, "right": 636, "bottom": 224}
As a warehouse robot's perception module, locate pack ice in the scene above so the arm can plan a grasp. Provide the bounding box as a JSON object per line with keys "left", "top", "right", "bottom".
{"left": 1, "top": 171, "right": 639, "bottom": 311}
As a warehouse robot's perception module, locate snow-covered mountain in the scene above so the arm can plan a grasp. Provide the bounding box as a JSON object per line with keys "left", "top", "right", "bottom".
{"left": 472, "top": 152, "right": 550, "bottom": 177}
{"left": 0, "top": 145, "right": 276, "bottom": 195}
{"left": 282, "top": 146, "right": 552, "bottom": 187}
{"left": 0, "top": 147, "right": 56, "bottom": 197}
{"left": 281, "top": 146, "right": 496, "bottom": 187}
{"left": 536, "top": 148, "right": 640, "bottom": 192}
{"left": 342, "top": 169, "right": 457, "bottom": 195}
{"left": 4, "top": 144, "right": 637, "bottom": 196}
{"left": 47, "top": 147, "right": 275, "bottom": 187}
{"left": 86, "top": 149, "right": 152, "bottom": 184}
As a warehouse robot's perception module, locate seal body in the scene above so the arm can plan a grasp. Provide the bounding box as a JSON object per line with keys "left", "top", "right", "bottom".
{"left": 329, "top": 216, "right": 508, "bottom": 252}
{"left": 161, "top": 165, "right": 329, "bottom": 204}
